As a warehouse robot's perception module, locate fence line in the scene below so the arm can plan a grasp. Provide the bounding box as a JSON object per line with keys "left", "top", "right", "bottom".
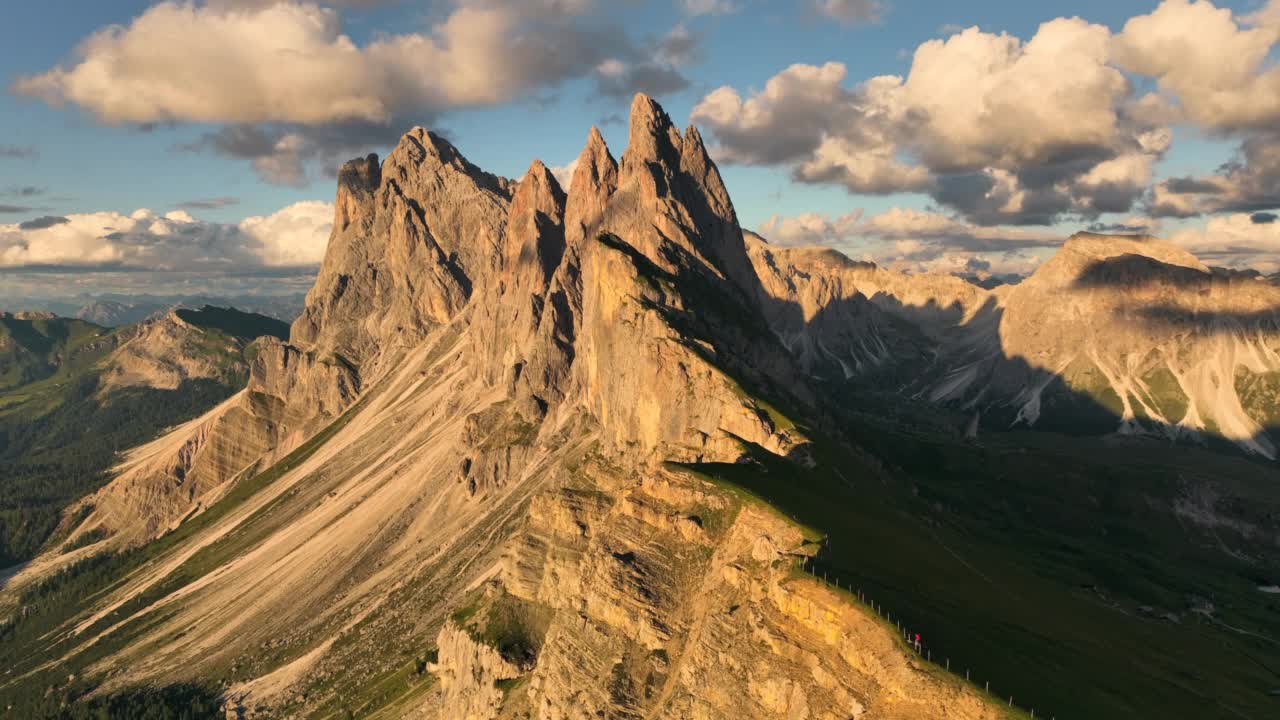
{"left": 752, "top": 489, "right": 1046, "bottom": 718}
{"left": 799, "top": 554, "right": 1045, "bottom": 719}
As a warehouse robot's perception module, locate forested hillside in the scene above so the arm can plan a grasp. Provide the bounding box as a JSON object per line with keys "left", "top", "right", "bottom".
{"left": 0, "top": 308, "right": 286, "bottom": 567}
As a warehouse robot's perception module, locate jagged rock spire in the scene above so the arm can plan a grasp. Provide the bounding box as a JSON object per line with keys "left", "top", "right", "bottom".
{"left": 592, "top": 93, "right": 758, "bottom": 296}
{"left": 294, "top": 125, "right": 514, "bottom": 365}
{"left": 620, "top": 93, "right": 685, "bottom": 178}
{"left": 334, "top": 153, "right": 380, "bottom": 231}
{"left": 565, "top": 126, "right": 619, "bottom": 245}
{"left": 506, "top": 159, "right": 567, "bottom": 284}
{"left": 510, "top": 160, "right": 566, "bottom": 228}
{"left": 679, "top": 124, "right": 736, "bottom": 228}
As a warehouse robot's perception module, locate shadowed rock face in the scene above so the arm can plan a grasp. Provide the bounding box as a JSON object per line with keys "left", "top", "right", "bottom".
{"left": 990, "top": 234, "right": 1280, "bottom": 456}
{"left": 4, "top": 94, "right": 1014, "bottom": 720}
{"left": 748, "top": 229, "right": 1280, "bottom": 457}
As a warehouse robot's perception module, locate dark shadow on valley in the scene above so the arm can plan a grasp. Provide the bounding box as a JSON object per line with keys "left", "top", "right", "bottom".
{"left": 703, "top": 234, "right": 1280, "bottom": 719}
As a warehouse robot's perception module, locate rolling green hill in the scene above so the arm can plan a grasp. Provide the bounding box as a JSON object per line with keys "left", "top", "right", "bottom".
{"left": 0, "top": 313, "right": 115, "bottom": 394}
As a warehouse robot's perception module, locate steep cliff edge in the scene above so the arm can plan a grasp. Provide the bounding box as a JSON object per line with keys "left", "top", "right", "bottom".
{"left": 0, "top": 95, "right": 1014, "bottom": 720}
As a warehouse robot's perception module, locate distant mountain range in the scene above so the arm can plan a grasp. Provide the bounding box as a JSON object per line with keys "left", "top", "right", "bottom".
{"left": 750, "top": 231, "right": 1280, "bottom": 459}
{"left": 0, "top": 293, "right": 307, "bottom": 327}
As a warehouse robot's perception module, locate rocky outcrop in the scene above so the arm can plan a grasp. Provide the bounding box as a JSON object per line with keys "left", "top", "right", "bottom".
{"left": 564, "top": 127, "right": 618, "bottom": 245}
{"left": 8, "top": 94, "right": 1016, "bottom": 720}
{"left": 599, "top": 95, "right": 756, "bottom": 295}
{"left": 985, "top": 232, "right": 1280, "bottom": 456}
{"left": 64, "top": 309, "right": 359, "bottom": 547}
{"left": 482, "top": 465, "right": 1005, "bottom": 719}
{"left": 431, "top": 623, "right": 524, "bottom": 720}
{"left": 292, "top": 128, "right": 513, "bottom": 370}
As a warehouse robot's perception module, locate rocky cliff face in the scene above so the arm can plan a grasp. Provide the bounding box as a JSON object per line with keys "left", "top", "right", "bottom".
{"left": 745, "top": 233, "right": 991, "bottom": 384}
{"left": 2, "top": 95, "right": 1015, "bottom": 719}
{"left": 976, "top": 233, "right": 1280, "bottom": 456}
{"left": 749, "top": 231, "right": 1280, "bottom": 458}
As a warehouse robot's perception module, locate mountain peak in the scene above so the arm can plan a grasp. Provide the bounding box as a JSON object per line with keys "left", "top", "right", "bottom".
{"left": 587, "top": 124, "right": 606, "bottom": 148}
{"left": 1059, "top": 231, "right": 1209, "bottom": 273}
{"left": 565, "top": 125, "right": 619, "bottom": 244}
{"left": 623, "top": 92, "right": 684, "bottom": 174}
{"left": 404, "top": 126, "right": 459, "bottom": 160}
{"left": 518, "top": 158, "right": 561, "bottom": 197}
{"left": 679, "top": 120, "right": 737, "bottom": 227}
{"left": 629, "top": 92, "right": 664, "bottom": 125}
{"left": 334, "top": 153, "right": 380, "bottom": 230}
{"left": 682, "top": 123, "right": 707, "bottom": 154}
{"left": 337, "top": 152, "right": 380, "bottom": 191}
{"left": 510, "top": 160, "right": 567, "bottom": 235}
{"left": 386, "top": 127, "right": 512, "bottom": 197}
{"left": 504, "top": 159, "right": 567, "bottom": 287}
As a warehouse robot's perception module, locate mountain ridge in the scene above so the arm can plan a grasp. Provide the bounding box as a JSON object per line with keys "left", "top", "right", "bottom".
{"left": 1, "top": 94, "right": 1008, "bottom": 720}
{"left": 0, "top": 307, "right": 286, "bottom": 568}
{"left": 749, "top": 228, "right": 1280, "bottom": 458}
{"left": 1, "top": 94, "right": 1277, "bottom": 720}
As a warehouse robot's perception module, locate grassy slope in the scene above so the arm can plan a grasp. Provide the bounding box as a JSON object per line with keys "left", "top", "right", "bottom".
{"left": 683, "top": 404, "right": 1280, "bottom": 720}
{"left": 0, "top": 316, "right": 115, "bottom": 411}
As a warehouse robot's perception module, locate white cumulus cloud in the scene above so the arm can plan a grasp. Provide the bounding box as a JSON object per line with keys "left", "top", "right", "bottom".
{"left": 693, "top": 17, "right": 1165, "bottom": 225}
{"left": 0, "top": 201, "right": 333, "bottom": 271}
{"left": 692, "top": 1, "right": 1280, "bottom": 228}
{"left": 1168, "top": 212, "right": 1280, "bottom": 272}
{"left": 13, "top": 1, "right": 698, "bottom": 186}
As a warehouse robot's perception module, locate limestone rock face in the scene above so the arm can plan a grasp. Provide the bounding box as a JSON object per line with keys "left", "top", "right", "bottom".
{"left": 748, "top": 228, "right": 1280, "bottom": 457}
{"left": 432, "top": 623, "right": 524, "bottom": 720}
{"left": 71, "top": 392, "right": 278, "bottom": 545}
{"left": 488, "top": 471, "right": 1007, "bottom": 720}
{"left": 334, "top": 152, "right": 380, "bottom": 231}
{"left": 564, "top": 126, "right": 618, "bottom": 245}
{"left": 246, "top": 338, "right": 360, "bottom": 433}
{"left": 71, "top": 335, "right": 360, "bottom": 547}
{"left": 985, "top": 232, "right": 1280, "bottom": 456}
{"left": 293, "top": 128, "right": 513, "bottom": 370}
{"left": 15, "top": 94, "right": 1011, "bottom": 720}
{"left": 600, "top": 95, "right": 757, "bottom": 294}
{"left": 747, "top": 235, "right": 965, "bottom": 381}
{"left": 79, "top": 129, "right": 516, "bottom": 549}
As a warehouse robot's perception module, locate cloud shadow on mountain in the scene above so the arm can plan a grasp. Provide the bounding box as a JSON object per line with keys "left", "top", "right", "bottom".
{"left": 1071, "top": 253, "right": 1213, "bottom": 290}
{"left": 738, "top": 247, "right": 1280, "bottom": 462}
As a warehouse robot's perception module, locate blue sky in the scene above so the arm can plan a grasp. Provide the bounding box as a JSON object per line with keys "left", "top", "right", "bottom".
{"left": 1, "top": 0, "right": 1277, "bottom": 302}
